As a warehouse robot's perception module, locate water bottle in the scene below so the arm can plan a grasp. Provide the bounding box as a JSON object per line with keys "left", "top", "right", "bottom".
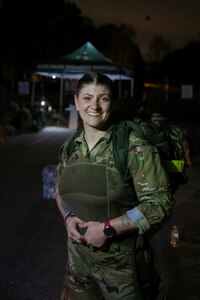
{"left": 170, "top": 225, "right": 179, "bottom": 247}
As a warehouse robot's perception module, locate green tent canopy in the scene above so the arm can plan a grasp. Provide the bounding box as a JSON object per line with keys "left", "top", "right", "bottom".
{"left": 60, "top": 41, "right": 113, "bottom": 65}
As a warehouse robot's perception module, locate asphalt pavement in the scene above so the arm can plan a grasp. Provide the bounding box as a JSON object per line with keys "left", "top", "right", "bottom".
{"left": 0, "top": 122, "right": 200, "bottom": 300}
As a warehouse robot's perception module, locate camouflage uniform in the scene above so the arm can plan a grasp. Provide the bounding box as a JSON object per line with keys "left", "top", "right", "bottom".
{"left": 57, "top": 126, "right": 173, "bottom": 300}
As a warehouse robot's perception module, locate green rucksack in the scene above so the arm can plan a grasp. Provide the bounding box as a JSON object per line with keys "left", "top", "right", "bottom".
{"left": 66, "top": 117, "right": 188, "bottom": 194}
{"left": 112, "top": 118, "right": 188, "bottom": 193}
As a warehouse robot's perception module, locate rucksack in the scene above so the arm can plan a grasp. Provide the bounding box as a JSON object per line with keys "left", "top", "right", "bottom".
{"left": 112, "top": 118, "right": 188, "bottom": 194}
{"left": 65, "top": 117, "right": 188, "bottom": 194}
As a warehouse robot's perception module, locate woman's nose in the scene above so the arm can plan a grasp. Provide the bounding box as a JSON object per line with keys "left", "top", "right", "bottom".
{"left": 90, "top": 98, "right": 99, "bottom": 109}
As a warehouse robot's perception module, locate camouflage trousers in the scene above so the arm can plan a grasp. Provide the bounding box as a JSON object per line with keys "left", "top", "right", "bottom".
{"left": 60, "top": 237, "right": 143, "bottom": 300}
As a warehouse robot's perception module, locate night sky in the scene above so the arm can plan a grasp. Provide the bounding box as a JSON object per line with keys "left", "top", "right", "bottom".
{"left": 73, "top": 0, "right": 200, "bottom": 57}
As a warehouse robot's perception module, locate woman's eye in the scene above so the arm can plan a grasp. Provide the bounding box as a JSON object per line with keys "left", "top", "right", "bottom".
{"left": 99, "top": 97, "right": 110, "bottom": 103}
{"left": 83, "top": 96, "right": 91, "bottom": 101}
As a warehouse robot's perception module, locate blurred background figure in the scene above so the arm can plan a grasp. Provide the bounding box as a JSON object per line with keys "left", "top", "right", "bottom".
{"left": 13, "top": 102, "right": 32, "bottom": 133}
{"left": 64, "top": 96, "right": 78, "bottom": 130}
{"left": 183, "top": 136, "right": 192, "bottom": 167}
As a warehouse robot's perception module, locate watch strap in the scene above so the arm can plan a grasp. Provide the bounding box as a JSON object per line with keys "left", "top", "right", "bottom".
{"left": 104, "top": 220, "right": 110, "bottom": 228}
{"left": 64, "top": 212, "right": 75, "bottom": 229}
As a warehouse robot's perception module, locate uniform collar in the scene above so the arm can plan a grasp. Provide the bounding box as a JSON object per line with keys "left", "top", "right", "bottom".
{"left": 75, "top": 125, "right": 114, "bottom": 145}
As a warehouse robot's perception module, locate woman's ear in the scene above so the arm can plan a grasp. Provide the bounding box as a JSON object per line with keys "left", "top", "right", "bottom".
{"left": 74, "top": 95, "right": 79, "bottom": 111}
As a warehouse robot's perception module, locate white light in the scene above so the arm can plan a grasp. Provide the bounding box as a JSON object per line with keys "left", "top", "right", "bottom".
{"left": 52, "top": 75, "right": 56, "bottom": 79}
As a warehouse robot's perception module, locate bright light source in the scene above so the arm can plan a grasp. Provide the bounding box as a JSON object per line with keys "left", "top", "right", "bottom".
{"left": 41, "top": 100, "right": 46, "bottom": 106}
{"left": 52, "top": 75, "right": 56, "bottom": 79}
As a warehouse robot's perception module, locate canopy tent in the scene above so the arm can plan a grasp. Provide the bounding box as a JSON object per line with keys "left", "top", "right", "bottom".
{"left": 32, "top": 41, "right": 134, "bottom": 111}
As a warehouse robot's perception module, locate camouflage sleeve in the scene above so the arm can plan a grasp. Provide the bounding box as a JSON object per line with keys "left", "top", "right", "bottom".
{"left": 56, "top": 138, "right": 72, "bottom": 217}
{"left": 57, "top": 137, "right": 71, "bottom": 177}
{"left": 55, "top": 137, "right": 71, "bottom": 194}
{"left": 127, "top": 134, "right": 174, "bottom": 234}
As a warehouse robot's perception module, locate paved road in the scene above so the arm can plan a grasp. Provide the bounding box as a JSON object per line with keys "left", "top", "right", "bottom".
{"left": 0, "top": 127, "right": 74, "bottom": 300}
{"left": 0, "top": 124, "right": 200, "bottom": 300}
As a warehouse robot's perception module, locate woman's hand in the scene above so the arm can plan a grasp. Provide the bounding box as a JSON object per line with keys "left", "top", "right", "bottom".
{"left": 65, "top": 216, "right": 85, "bottom": 244}
{"left": 79, "top": 221, "right": 107, "bottom": 248}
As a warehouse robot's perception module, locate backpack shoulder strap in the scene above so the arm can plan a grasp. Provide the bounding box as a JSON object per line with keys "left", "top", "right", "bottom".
{"left": 112, "top": 119, "right": 146, "bottom": 183}
{"left": 112, "top": 120, "right": 130, "bottom": 183}
{"left": 58, "top": 129, "right": 83, "bottom": 175}
{"left": 64, "top": 129, "right": 83, "bottom": 159}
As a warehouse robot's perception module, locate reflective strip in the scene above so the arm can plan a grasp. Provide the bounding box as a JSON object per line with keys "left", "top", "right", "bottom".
{"left": 163, "top": 160, "right": 185, "bottom": 172}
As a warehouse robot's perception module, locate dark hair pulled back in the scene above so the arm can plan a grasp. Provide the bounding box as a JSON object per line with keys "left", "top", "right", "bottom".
{"left": 76, "top": 72, "right": 116, "bottom": 99}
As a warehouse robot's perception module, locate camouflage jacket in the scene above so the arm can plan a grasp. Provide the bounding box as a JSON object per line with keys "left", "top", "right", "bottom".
{"left": 57, "top": 126, "right": 174, "bottom": 234}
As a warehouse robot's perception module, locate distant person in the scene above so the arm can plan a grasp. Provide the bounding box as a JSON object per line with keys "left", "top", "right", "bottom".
{"left": 13, "top": 102, "right": 32, "bottom": 133}
{"left": 183, "top": 137, "right": 192, "bottom": 167}
{"left": 65, "top": 97, "right": 78, "bottom": 129}
{"left": 138, "top": 92, "right": 151, "bottom": 121}
{"left": 56, "top": 72, "right": 174, "bottom": 300}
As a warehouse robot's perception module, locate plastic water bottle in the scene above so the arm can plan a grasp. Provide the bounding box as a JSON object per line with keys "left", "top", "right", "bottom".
{"left": 170, "top": 225, "right": 179, "bottom": 247}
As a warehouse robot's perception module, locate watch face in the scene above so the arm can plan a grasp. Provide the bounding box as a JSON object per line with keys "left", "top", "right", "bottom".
{"left": 103, "top": 225, "right": 117, "bottom": 238}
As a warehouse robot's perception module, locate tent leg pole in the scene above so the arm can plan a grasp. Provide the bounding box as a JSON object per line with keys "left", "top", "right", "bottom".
{"left": 130, "top": 78, "right": 134, "bottom": 98}
{"left": 59, "top": 77, "right": 64, "bottom": 113}
{"left": 118, "top": 78, "right": 122, "bottom": 100}
{"left": 31, "top": 78, "right": 36, "bottom": 107}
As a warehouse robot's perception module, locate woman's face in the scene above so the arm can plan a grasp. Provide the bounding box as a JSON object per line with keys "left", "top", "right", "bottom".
{"left": 75, "top": 83, "right": 113, "bottom": 130}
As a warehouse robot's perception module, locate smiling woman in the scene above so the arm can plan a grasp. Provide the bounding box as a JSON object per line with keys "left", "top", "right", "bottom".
{"left": 55, "top": 72, "right": 175, "bottom": 300}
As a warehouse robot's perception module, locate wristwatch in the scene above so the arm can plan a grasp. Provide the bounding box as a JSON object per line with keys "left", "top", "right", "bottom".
{"left": 64, "top": 212, "right": 75, "bottom": 229}
{"left": 103, "top": 220, "right": 117, "bottom": 238}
